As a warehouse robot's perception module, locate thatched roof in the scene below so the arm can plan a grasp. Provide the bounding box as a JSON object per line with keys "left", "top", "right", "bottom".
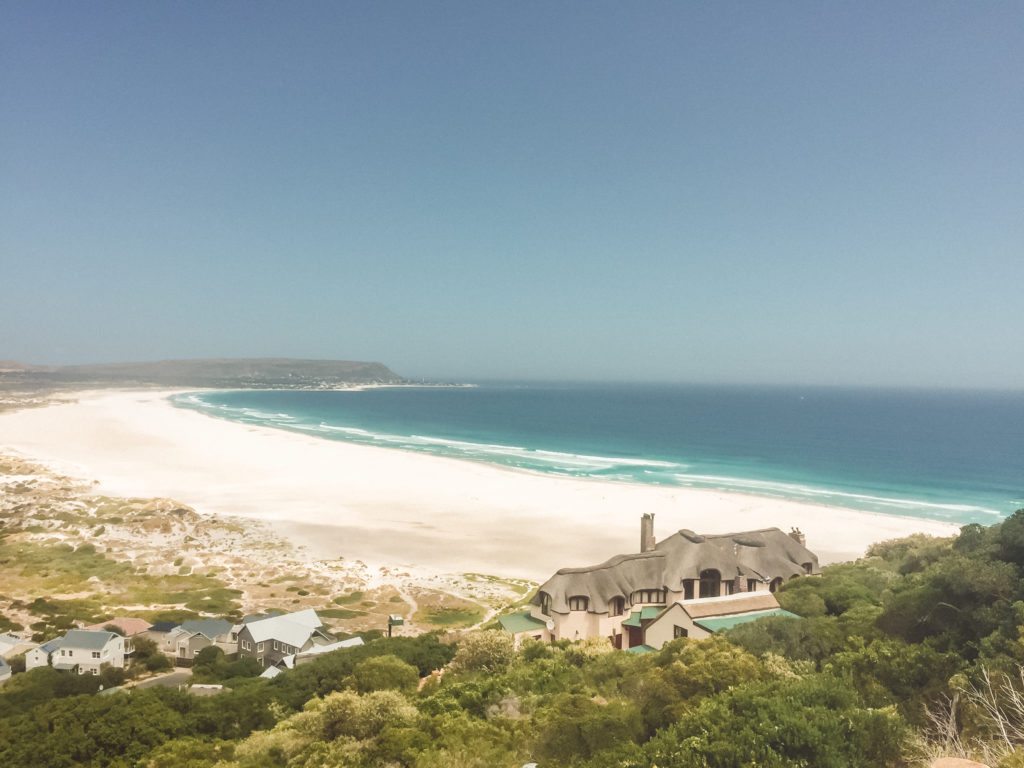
{"left": 535, "top": 527, "right": 818, "bottom": 614}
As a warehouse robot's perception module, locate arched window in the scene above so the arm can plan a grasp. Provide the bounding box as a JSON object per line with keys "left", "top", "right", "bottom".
{"left": 609, "top": 596, "right": 625, "bottom": 617}
{"left": 539, "top": 592, "right": 552, "bottom": 616}
{"left": 769, "top": 577, "right": 783, "bottom": 593}
{"left": 568, "top": 596, "right": 589, "bottom": 612}
{"left": 699, "top": 569, "right": 721, "bottom": 598}
{"left": 802, "top": 562, "right": 814, "bottom": 575}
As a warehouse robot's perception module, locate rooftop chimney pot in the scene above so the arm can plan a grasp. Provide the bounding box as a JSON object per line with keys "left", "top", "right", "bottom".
{"left": 641, "top": 513, "right": 656, "bottom": 553}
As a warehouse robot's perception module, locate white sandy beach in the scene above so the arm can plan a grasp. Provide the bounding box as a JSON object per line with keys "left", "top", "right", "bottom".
{"left": 0, "top": 389, "right": 960, "bottom": 580}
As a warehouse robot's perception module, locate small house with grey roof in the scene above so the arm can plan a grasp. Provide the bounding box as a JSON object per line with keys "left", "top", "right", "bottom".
{"left": 502, "top": 514, "right": 815, "bottom": 650}
{"left": 236, "top": 608, "right": 335, "bottom": 669}
{"left": 25, "top": 630, "right": 130, "bottom": 675}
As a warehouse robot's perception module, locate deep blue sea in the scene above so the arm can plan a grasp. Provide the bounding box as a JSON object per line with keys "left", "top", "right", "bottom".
{"left": 171, "top": 384, "right": 1024, "bottom": 525}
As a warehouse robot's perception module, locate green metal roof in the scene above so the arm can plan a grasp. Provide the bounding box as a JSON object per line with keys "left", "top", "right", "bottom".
{"left": 623, "top": 606, "right": 664, "bottom": 628}
{"left": 694, "top": 608, "right": 798, "bottom": 634}
{"left": 625, "top": 644, "right": 656, "bottom": 655}
{"left": 622, "top": 611, "right": 642, "bottom": 628}
{"left": 498, "top": 611, "right": 548, "bottom": 634}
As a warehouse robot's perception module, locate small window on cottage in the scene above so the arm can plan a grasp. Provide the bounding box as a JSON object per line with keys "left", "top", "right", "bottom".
{"left": 273, "top": 641, "right": 279, "bottom": 651}
{"left": 539, "top": 592, "right": 552, "bottom": 616}
{"left": 683, "top": 580, "right": 694, "bottom": 600}
{"left": 747, "top": 579, "right": 759, "bottom": 592}
{"left": 632, "top": 589, "right": 666, "bottom": 604}
{"left": 673, "top": 625, "right": 688, "bottom": 639}
{"left": 769, "top": 577, "right": 783, "bottom": 593}
{"left": 92, "top": 668, "right": 99, "bottom": 675}
{"left": 257, "top": 642, "right": 264, "bottom": 652}
{"left": 92, "top": 652, "right": 100, "bottom": 659}
{"left": 568, "top": 596, "right": 589, "bottom": 611}
{"left": 609, "top": 596, "right": 625, "bottom": 617}
{"left": 802, "top": 562, "right": 814, "bottom": 574}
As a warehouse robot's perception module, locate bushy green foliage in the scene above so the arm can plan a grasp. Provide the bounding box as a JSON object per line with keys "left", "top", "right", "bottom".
{"left": 612, "top": 674, "right": 906, "bottom": 768}
{"left": 449, "top": 630, "right": 515, "bottom": 674}
{"left": 352, "top": 655, "right": 419, "bottom": 694}
{"left": 7, "top": 514, "right": 1024, "bottom": 766}
{"left": 130, "top": 636, "right": 173, "bottom": 675}
{"left": 192, "top": 646, "right": 261, "bottom": 683}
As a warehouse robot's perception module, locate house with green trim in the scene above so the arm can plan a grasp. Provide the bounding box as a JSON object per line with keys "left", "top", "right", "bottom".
{"left": 500, "top": 514, "right": 813, "bottom": 651}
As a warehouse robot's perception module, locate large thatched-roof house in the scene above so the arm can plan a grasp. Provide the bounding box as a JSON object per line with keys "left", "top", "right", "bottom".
{"left": 502, "top": 514, "right": 815, "bottom": 651}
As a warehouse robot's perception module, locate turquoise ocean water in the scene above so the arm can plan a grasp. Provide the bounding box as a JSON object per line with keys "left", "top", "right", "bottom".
{"left": 171, "top": 384, "right": 1024, "bottom": 525}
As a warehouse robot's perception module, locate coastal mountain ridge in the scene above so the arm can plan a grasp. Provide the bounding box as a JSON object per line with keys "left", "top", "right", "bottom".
{"left": 0, "top": 358, "right": 404, "bottom": 388}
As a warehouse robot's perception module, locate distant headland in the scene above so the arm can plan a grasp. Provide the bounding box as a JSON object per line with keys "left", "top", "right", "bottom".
{"left": 0, "top": 357, "right": 435, "bottom": 390}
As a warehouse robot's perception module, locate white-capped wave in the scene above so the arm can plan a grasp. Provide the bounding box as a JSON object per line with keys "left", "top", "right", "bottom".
{"left": 670, "top": 472, "right": 1002, "bottom": 517}
{"left": 171, "top": 391, "right": 1008, "bottom": 523}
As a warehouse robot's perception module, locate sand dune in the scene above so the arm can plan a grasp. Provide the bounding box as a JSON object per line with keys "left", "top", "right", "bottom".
{"left": 0, "top": 390, "right": 959, "bottom": 580}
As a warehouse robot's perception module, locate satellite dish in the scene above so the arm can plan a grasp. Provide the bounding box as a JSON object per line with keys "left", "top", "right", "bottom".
{"left": 545, "top": 619, "right": 555, "bottom": 631}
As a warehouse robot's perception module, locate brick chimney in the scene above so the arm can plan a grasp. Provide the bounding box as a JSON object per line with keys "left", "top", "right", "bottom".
{"left": 789, "top": 527, "right": 806, "bottom": 548}
{"left": 641, "top": 513, "right": 656, "bottom": 552}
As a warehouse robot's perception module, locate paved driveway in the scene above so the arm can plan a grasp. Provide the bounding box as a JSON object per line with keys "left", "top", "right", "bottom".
{"left": 133, "top": 670, "right": 192, "bottom": 689}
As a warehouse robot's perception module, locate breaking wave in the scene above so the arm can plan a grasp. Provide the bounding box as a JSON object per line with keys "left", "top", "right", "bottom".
{"left": 171, "top": 390, "right": 1014, "bottom": 524}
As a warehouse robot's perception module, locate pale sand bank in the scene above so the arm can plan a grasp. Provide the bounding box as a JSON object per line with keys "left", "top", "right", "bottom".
{"left": 0, "top": 390, "right": 959, "bottom": 580}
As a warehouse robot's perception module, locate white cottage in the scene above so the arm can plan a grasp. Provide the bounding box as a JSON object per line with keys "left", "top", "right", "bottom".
{"left": 25, "top": 630, "right": 131, "bottom": 675}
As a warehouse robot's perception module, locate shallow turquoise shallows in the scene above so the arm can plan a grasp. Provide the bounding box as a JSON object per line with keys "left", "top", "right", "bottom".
{"left": 172, "top": 384, "right": 1024, "bottom": 524}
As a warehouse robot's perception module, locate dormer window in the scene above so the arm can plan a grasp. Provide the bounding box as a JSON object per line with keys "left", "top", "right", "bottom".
{"left": 539, "top": 592, "right": 552, "bottom": 616}
{"left": 609, "top": 596, "right": 625, "bottom": 617}
{"left": 568, "top": 596, "right": 589, "bottom": 612}
{"left": 699, "top": 569, "right": 721, "bottom": 599}
{"left": 802, "top": 562, "right": 814, "bottom": 575}
{"left": 631, "top": 589, "right": 666, "bottom": 604}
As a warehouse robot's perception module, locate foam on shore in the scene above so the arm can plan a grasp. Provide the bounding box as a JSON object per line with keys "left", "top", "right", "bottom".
{"left": 0, "top": 389, "right": 960, "bottom": 580}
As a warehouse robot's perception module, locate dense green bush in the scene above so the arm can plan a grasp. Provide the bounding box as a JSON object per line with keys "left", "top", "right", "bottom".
{"left": 6, "top": 514, "right": 1024, "bottom": 766}
{"left": 352, "top": 654, "right": 420, "bottom": 694}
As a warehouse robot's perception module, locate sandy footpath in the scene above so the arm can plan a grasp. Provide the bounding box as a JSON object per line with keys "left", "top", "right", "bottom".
{"left": 0, "top": 389, "right": 959, "bottom": 580}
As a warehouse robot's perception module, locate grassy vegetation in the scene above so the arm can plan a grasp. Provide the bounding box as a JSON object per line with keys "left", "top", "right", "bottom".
{"left": 0, "top": 541, "right": 133, "bottom": 592}
{"left": 417, "top": 605, "right": 485, "bottom": 628}
{"left": 319, "top": 608, "right": 366, "bottom": 620}
{"left": 0, "top": 539, "right": 244, "bottom": 638}
{"left": 332, "top": 591, "right": 365, "bottom": 605}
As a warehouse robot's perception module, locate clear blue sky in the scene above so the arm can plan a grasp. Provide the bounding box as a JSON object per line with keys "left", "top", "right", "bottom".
{"left": 2, "top": 2, "right": 1021, "bottom": 387}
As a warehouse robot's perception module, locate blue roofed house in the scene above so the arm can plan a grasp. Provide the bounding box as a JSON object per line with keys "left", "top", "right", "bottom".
{"left": 25, "top": 630, "right": 131, "bottom": 675}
